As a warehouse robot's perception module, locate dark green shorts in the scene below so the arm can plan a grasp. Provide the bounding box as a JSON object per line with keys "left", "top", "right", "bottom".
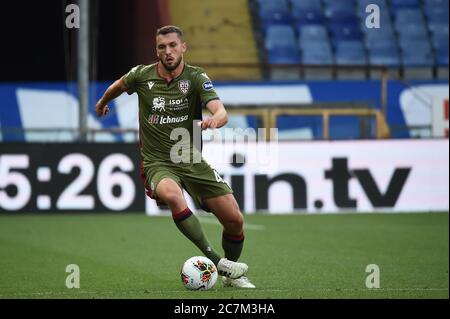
{"left": 143, "top": 158, "right": 233, "bottom": 211}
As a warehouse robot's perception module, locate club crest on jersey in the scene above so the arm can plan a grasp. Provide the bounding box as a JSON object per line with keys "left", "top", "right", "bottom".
{"left": 147, "top": 81, "right": 155, "bottom": 91}
{"left": 152, "top": 97, "right": 165, "bottom": 112}
{"left": 178, "top": 80, "right": 191, "bottom": 95}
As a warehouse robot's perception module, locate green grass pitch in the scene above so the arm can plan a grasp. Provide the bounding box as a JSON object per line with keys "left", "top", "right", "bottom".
{"left": 0, "top": 213, "right": 448, "bottom": 299}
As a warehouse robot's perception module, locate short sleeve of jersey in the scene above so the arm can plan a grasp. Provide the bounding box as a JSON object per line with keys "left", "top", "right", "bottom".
{"left": 122, "top": 65, "right": 144, "bottom": 94}
{"left": 193, "top": 69, "right": 220, "bottom": 105}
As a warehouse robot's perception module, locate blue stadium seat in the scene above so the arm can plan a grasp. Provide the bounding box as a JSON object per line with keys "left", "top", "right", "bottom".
{"left": 402, "top": 51, "right": 434, "bottom": 68}
{"left": 256, "top": 0, "right": 288, "bottom": 7}
{"left": 265, "top": 25, "right": 297, "bottom": 50}
{"left": 330, "top": 23, "right": 363, "bottom": 42}
{"left": 435, "top": 43, "right": 449, "bottom": 67}
{"left": 366, "top": 39, "right": 397, "bottom": 50}
{"left": 293, "top": 8, "right": 325, "bottom": 27}
{"left": 423, "top": 0, "right": 449, "bottom": 12}
{"left": 301, "top": 41, "right": 334, "bottom": 65}
{"left": 364, "top": 24, "right": 395, "bottom": 42}
{"left": 368, "top": 42, "right": 401, "bottom": 67}
{"left": 426, "top": 9, "right": 449, "bottom": 26}
{"left": 298, "top": 25, "right": 328, "bottom": 43}
{"left": 390, "top": 0, "right": 420, "bottom": 16}
{"left": 401, "top": 42, "right": 434, "bottom": 67}
{"left": 325, "top": 6, "right": 359, "bottom": 25}
{"left": 429, "top": 19, "right": 450, "bottom": 36}
{"left": 258, "top": 0, "right": 292, "bottom": 33}
{"left": 399, "top": 38, "right": 432, "bottom": 52}
{"left": 390, "top": 0, "right": 420, "bottom": 7}
{"left": 335, "top": 41, "right": 367, "bottom": 65}
{"left": 267, "top": 47, "right": 301, "bottom": 64}
{"left": 323, "top": 0, "right": 356, "bottom": 9}
{"left": 424, "top": 0, "right": 449, "bottom": 6}
{"left": 394, "top": 9, "right": 425, "bottom": 29}
{"left": 431, "top": 25, "right": 449, "bottom": 49}
{"left": 290, "top": 0, "right": 322, "bottom": 10}
{"left": 397, "top": 24, "right": 429, "bottom": 42}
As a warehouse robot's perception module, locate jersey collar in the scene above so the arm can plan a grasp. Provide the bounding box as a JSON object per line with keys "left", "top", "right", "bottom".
{"left": 155, "top": 62, "right": 186, "bottom": 85}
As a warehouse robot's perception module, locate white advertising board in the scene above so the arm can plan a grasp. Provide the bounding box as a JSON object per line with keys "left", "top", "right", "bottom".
{"left": 146, "top": 140, "right": 449, "bottom": 214}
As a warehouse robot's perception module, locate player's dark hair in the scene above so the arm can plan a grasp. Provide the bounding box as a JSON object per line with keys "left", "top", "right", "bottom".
{"left": 156, "top": 25, "right": 184, "bottom": 40}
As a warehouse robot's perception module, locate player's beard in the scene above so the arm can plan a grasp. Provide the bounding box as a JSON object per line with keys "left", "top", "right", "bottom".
{"left": 161, "top": 56, "right": 182, "bottom": 71}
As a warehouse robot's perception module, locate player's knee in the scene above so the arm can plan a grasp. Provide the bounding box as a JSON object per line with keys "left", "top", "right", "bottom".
{"left": 227, "top": 211, "right": 244, "bottom": 234}
{"left": 161, "top": 189, "right": 183, "bottom": 206}
{"left": 235, "top": 213, "right": 244, "bottom": 231}
{"left": 157, "top": 182, "right": 183, "bottom": 207}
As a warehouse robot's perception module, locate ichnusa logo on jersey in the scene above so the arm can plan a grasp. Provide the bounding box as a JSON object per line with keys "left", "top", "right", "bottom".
{"left": 148, "top": 114, "right": 188, "bottom": 125}
{"left": 149, "top": 114, "right": 160, "bottom": 125}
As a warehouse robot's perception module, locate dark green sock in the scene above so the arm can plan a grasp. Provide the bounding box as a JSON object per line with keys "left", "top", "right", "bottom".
{"left": 173, "top": 208, "right": 222, "bottom": 265}
{"left": 222, "top": 232, "right": 245, "bottom": 262}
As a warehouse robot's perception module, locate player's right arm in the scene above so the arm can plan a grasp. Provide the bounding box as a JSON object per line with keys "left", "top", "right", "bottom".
{"left": 95, "top": 78, "right": 128, "bottom": 117}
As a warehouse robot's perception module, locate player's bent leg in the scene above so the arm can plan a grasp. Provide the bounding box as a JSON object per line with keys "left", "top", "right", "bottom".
{"left": 179, "top": 164, "right": 251, "bottom": 283}
{"left": 155, "top": 178, "right": 187, "bottom": 213}
{"left": 204, "top": 194, "right": 254, "bottom": 286}
{"left": 203, "top": 194, "right": 244, "bottom": 236}
{"left": 156, "top": 178, "right": 222, "bottom": 265}
{"left": 203, "top": 194, "right": 245, "bottom": 262}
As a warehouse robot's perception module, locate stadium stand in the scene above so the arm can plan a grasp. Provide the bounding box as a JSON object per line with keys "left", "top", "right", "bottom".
{"left": 170, "top": 0, "right": 262, "bottom": 80}
{"left": 253, "top": 0, "right": 449, "bottom": 80}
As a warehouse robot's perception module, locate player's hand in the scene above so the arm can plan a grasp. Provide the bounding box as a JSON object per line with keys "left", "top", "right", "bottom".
{"left": 198, "top": 118, "right": 218, "bottom": 130}
{"left": 95, "top": 103, "right": 110, "bottom": 117}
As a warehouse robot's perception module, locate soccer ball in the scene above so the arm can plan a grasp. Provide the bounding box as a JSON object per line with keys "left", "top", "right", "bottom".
{"left": 180, "top": 256, "right": 218, "bottom": 290}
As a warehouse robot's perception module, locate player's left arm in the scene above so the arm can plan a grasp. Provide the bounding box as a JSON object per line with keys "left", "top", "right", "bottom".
{"left": 200, "top": 99, "right": 228, "bottom": 130}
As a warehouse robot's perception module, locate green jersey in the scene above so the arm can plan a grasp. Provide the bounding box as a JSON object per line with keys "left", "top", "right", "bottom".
{"left": 122, "top": 63, "right": 219, "bottom": 163}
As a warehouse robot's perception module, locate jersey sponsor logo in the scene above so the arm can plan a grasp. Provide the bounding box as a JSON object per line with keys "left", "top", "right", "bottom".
{"left": 147, "top": 81, "right": 155, "bottom": 91}
{"left": 149, "top": 114, "right": 189, "bottom": 125}
{"left": 149, "top": 114, "right": 160, "bottom": 125}
{"left": 152, "top": 97, "right": 166, "bottom": 112}
{"left": 168, "top": 98, "right": 189, "bottom": 111}
{"left": 203, "top": 81, "right": 214, "bottom": 91}
{"left": 159, "top": 115, "right": 189, "bottom": 125}
{"left": 178, "top": 80, "right": 191, "bottom": 95}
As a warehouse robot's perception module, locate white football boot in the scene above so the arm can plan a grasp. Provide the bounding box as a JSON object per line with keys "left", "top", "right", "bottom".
{"left": 222, "top": 276, "right": 256, "bottom": 289}
{"left": 217, "top": 258, "right": 248, "bottom": 279}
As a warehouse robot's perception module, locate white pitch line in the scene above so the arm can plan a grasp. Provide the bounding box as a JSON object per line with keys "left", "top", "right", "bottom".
{"left": 198, "top": 217, "right": 266, "bottom": 231}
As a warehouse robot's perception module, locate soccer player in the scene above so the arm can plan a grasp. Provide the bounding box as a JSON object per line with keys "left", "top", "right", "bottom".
{"left": 95, "top": 25, "right": 255, "bottom": 288}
